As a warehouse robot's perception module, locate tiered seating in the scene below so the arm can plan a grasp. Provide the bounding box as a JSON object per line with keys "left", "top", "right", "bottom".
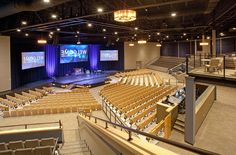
{"left": 151, "top": 56, "right": 185, "bottom": 69}
{"left": 3, "top": 88, "right": 101, "bottom": 118}
{"left": 0, "top": 137, "right": 58, "bottom": 155}
{"left": 100, "top": 83, "right": 177, "bottom": 132}
{"left": 115, "top": 69, "right": 152, "bottom": 77}
{"left": 118, "top": 72, "right": 163, "bottom": 87}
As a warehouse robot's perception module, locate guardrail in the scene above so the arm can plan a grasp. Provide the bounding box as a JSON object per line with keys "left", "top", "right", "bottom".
{"left": 77, "top": 113, "right": 220, "bottom": 155}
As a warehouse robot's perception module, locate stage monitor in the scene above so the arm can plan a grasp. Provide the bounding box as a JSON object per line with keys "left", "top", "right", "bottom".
{"left": 100, "top": 50, "right": 118, "bottom": 61}
{"left": 22, "top": 52, "right": 45, "bottom": 70}
{"left": 60, "top": 44, "right": 88, "bottom": 64}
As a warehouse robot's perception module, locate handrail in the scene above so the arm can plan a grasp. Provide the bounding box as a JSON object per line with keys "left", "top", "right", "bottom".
{"left": 0, "top": 120, "right": 62, "bottom": 129}
{"left": 77, "top": 114, "right": 219, "bottom": 155}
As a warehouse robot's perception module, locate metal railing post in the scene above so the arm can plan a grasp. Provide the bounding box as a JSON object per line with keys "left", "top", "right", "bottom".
{"left": 223, "top": 55, "right": 226, "bottom": 78}
{"left": 105, "top": 122, "right": 108, "bottom": 129}
{"left": 128, "top": 131, "right": 132, "bottom": 141}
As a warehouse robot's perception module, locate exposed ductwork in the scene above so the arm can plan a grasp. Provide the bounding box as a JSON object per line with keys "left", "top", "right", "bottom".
{"left": 0, "top": 0, "right": 72, "bottom": 18}
{"left": 204, "top": 0, "right": 220, "bottom": 14}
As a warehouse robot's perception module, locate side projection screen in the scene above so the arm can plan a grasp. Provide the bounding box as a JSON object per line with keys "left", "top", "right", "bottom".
{"left": 22, "top": 52, "right": 45, "bottom": 70}
{"left": 100, "top": 50, "right": 118, "bottom": 61}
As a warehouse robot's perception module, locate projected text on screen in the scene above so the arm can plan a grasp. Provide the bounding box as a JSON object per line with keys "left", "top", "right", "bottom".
{"left": 60, "top": 45, "right": 88, "bottom": 63}
{"left": 22, "top": 52, "right": 45, "bottom": 70}
{"left": 100, "top": 50, "right": 118, "bottom": 61}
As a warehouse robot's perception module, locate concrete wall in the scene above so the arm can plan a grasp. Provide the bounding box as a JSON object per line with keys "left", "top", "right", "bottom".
{"left": 124, "top": 42, "right": 161, "bottom": 70}
{"left": 0, "top": 36, "right": 11, "bottom": 92}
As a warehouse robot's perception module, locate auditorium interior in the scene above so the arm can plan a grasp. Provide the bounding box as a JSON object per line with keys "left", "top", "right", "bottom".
{"left": 0, "top": 0, "right": 236, "bottom": 155}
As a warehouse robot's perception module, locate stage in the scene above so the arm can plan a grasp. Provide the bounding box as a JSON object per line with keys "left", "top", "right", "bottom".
{"left": 53, "top": 70, "right": 117, "bottom": 87}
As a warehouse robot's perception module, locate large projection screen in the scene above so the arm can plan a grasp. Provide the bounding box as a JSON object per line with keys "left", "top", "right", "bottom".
{"left": 100, "top": 50, "right": 118, "bottom": 61}
{"left": 60, "top": 45, "right": 88, "bottom": 64}
{"left": 22, "top": 52, "right": 45, "bottom": 70}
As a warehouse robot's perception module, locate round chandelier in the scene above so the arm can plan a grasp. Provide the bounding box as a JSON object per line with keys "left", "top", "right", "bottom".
{"left": 114, "top": 10, "right": 136, "bottom": 22}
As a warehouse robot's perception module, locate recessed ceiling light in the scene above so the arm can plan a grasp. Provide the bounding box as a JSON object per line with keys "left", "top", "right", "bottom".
{"left": 114, "top": 32, "right": 118, "bottom": 35}
{"left": 219, "top": 32, "right": 225, "bottom": 36}
{"left": 87, "top": 23, "right": 92, "bottom": 27}
{"left": 97, "top": 8, "right": 103, "bottom": 13}
{"left": 197, "top": 36, "right": 200, "bottom": 38}
{"left": 16, "top": 28, "right": 21, "bottom": 32}
{"left": 134, "top": 27, "right": 138, "bottom": 30}
{"left": 104, "top": 36, "right": 106, "bottom": 39}
{"left": 57, "top": 28, "right": 60, "bottom": 31}
{"left": 76, "top": 31, "right": 80, "bottom": 34}
{"left": 148, "top": 35, "right": 151, "bottom": 38}
{"left": 25, "top": 33, "right": 29, "bottom": 37}
{"left": 49, "top": 35, "right": 52, "bottom": 38}
{"left": 102, "top": 28, "right": 106, "bottom": 32}
{"left": 183, "top": 33, "right": 187, "bottom": 36}
{"left": 50, "top": 32, "right": 54, "bottom": 35}
{"left": 38, "top": 39, "right": 47, "bottom": 44}
{"left": 134, "top": 34, "right": 137, "bottom": 37}
{"left": 129, "top": 43, "right": 134, "bottom": 46}
{"left": 206, "top": 36, "right": 210, "bottom": 39}
{"left": 43, "top": 0, "right": 50, "bottom": 3}
{"left": 51, "top": 14, "right": 57, "bottom": 19}
{"left": 232, "top": 27, "right": 236, "bottom": 30}
{"left": 166, "top": 35, "right": 169, "bottom": 38}
{"left": 138, "top": 40, "right": 147, "bottom": 44}
{"left": 75, "top": 35, "right": 78, "bottom": 38}
{"left": 145, "top": 8, "right": 148, "bottom": 12}
{"left": 157, "top": 32, "right": 160, "bottom": 35}
{"left": 171, "top": 12, "right": 177, "bottom": 17}
{"left": 21, "top": 21, "right": 27, "bottom": 25}
{"left": 156, "top": 43, "right": 162, "bottom": 47}
{"left": 186, "top": 38, "right": 189, "bottom": 41}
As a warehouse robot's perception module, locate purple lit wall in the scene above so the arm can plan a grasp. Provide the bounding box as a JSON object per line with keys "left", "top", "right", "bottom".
{"left": 45, "top": 44, "right": 58, "bottom": 77}
{"left": 89, "top": 44, "right": 100, "bottom": 70}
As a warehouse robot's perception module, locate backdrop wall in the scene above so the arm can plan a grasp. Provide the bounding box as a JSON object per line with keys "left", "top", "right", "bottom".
{"left": 0, "top": 36, "right": 11, "bottom": 92}
{"left": 124, "top": 42, "right": 160, "bottom": 69}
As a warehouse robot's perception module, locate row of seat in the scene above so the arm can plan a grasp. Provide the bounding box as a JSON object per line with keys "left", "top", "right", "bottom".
{"left": 0, "top": 138, "right": 56, "bottom": 151}
{"left": 115, "top": 69, "right": 153, "bottom": 77}
{"left": 0, "top": 146, "right": 53, "bottom": 155}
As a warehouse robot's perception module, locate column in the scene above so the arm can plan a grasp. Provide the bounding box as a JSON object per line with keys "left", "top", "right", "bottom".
{"left": 184, "top": 76, "right": 196, "bottom": 145}
{"left": 212, "top": 30, "right": 216, "bottom": 56}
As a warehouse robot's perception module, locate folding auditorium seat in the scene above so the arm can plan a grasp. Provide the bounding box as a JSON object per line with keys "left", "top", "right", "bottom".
{"left": 8, "top": 141, "right": 24, "bottom": 150}
{"left": 31, "top": 109, "right": 38, "bottom": 115}
{"left": 24, "top": 109, "right": 32, "bottom": 116}
{"left": 44, "top": 108, "right": 51, "bottom": 115}
{"left": 16, "top": 110, "right": 24, "bottom": 117}
{"left": 40, "top": 138, "right": 55, "bottom": 147}
{"left": 0, "top": 150, "right": 14, "bottom": 155}
{"left": 0, "top": 143, "right": 7, "bottom": 151}
{"left": 51, "top": 108, "right": 58, "bottom": 114}
{"left": 34, "top": 146, "right": 53, "bottom": 155}
{"left": 24, "top": 139, "right": 40, "bottom": 148}
{"left": 71, "top": 106, "right": 78, "bottom": 113}
{"left": 3, "top": 111, "right": 10, "bottom": 118}
{"left": 58, "top": 107, "right": 64, "bottom": 113}
{"left": 15, "top": 148, "right": 34, "bottom": 155}
{"left": 64, "top": 107, "right": 71, "bottom": 113}
{"left": 38, "top": 108, "right": 45, "bottom": 115}
{"left": 10, "top": 111, "right": 17, "bottom": 117}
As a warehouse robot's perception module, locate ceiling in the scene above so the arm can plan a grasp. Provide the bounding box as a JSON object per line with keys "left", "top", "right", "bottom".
{"left": 0, "top": 0, "right": 236, "bottom": 44}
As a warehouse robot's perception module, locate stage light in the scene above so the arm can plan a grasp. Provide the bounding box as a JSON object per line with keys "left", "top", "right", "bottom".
{"left": 97, "top": 8, "right": 103, "bottom": 13}
{"left": 77, "top": 41, "right": 81, "bottom": 44}
{"left": 37, "top": 39, "right": 47, "bottom": 44}
{"left": 171, "top": 12, "right": 177, "bottom": 17}
{"left": 138, "top": 40, "right": 147, "bottom": 44}
{"left": 16, "top": 28, "right": 21, "bottom": 32}
{"left": 57, "top": 28, "right": 60, "bottom": 31}
{"left": 134, "top": 27, "right": 138, "bottom": 30}
{"left": 51, "top": 14, "right": 57, "bottom": 19}
{"left": 21, "top": 21, "right": 27, "bottom": 25}
{"left": 114, "top": 32, "right": 118, "bottom": 35}
{"left": 43, "top": 0, "right": 50, "bottom": 3}
{"left": 25, "top": 33, "right": 29, "bottom": 37}
{"left": 87, "top": 23, "right": 92, "bottom": 27}
{"left": 129, "top": 43, "right": 134, "bottom": 46}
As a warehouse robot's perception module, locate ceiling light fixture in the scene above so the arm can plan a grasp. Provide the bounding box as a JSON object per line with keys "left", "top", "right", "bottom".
{"left": 38, "top": 39, "right": 47, "bottom": 44}
{"left": 102, "top": 28, "right": 106, "bottom": 32}
{"left": 57, "top": 28, "right": 60, "bottom": 31}
{"left": 200, "top": 42, "right": 209, "bottom": 46}
{"left": 183, "top": 33, "right": 187, "bottom": 36}
{"left": 206, "top": 36, "right": 210, "bottom": 39}
{"left": 87, "top": 23, "right": 92, "bottom": 27}
{"left": 138, "top": 40, "right": 147, "bottom": 44}
{"left": 156, "top": 43, "right": 162, "bottom": 47}
{"left": 97, "top": 8, "right": 103, "bottom": 13}
{"left": 25, "top": 33, "right": 29, "bottom": 37}
{"left": 134, "top": 27, "right": 138, "bottom": 30}
{"left": 171, "top": 12, "right": 177, "bottom": 17}
{"left": 219, "top": 32, "right": 225, "bottom": 37}
{"left": 16, "top": 28, "right": 21, "bottom": 32}
{"left": 114, "top": 10, "right": 136, "bottom": 22}
{"left": 114, "top": 32, "right": 118, "bottom": 35}
{"left": 21, "top": 21, "right": 27, "bottom": 25}
{"left": 51, "top": 14, "right": 57, "bottom": 19}
{"left": 43, "top": 0, "right": 50, "bottom": 3}
{"left": 76, "top": 31, "right": 80, "bottom": 34}
{"left": 157, "top": 32, "right": 160, "bottom": 35}
{"left": 129, "top": 43, "right": 134, "bottom": 46}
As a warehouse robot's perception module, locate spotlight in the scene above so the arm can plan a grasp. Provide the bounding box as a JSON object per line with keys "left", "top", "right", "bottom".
{"left": 171, "top": 12, "right": 177, "bottom": 17}
{"left": 21, "top": 21, "right": 27, "bottom": 25}
{"left": 37, "top": 39, "right": 47, "bottom": 44}
{"left": 233, "top": 27, "right": 236, "bottom": 30}
{"left": 56, "top": 28, "right": 60, "bottom": 31}
{"left": 166, "top": 35, "right": 169, "bottom": 38}
{"left": 50, "top": 32, "right": 54, "bottom": 35}
{"left": 97, "top": 8, "right": 103, "bottom": 13}
{"left": 104, "top": 36, "right": 107, "bottom": 39}
{"left": 102, "top": 28, "right": 106, "bottom": 32}
{"left": 25, "top": 33, "right": 29, "bottom": 37}
{"left": 51, "top": 14, "right": 57, "bottom": 19}
{"left": 183, "top": 33, "right": 187, "bottom": 36}
{"left": 87, "top": 23, "right": 92, "bottom": 27}
{"left": 157, "top": 32, "right": 160, "bottom": 35}
{"left": 156, "top": 43, "right": 162, "bottom": 47}
{"left": 114, "top": 32, "right": 118, "bottom": 35}
{"left": 134, "top": 27, "right": 138, "bottom": 30}
{"left": 16, "top": 29, "right": 21, "bottom": 32}
{"left": 219, "top": 32, "right": 225, "bottom": 36}
{"left": 76, "top": 31, "right": 80, "bottom": 34}
{"left": 129, "top": 43, "right": 134, "bottom": 46}
{"left": 206, "top": 36, "right": 210, "bottom": 39}
{"left": 134, "top": 34, "right": 137, "bottom": 37}
{"left": 138, "top": 40, "right": 147, "bottom": 44}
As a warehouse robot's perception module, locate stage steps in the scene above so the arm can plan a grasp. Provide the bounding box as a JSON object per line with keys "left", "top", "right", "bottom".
{"left": 59, "top": 140, "right": 91, "bottom": 155}
{"left": 173, "top": 115, "right": 185, "bottom": 134}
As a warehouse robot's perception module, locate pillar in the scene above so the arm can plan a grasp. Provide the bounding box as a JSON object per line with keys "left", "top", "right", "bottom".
{"left": 212, "top": 30, "right": 216, "bottom": 56}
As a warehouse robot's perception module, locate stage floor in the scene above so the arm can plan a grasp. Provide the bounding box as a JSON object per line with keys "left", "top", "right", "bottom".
{"left": 54, "top": 70, "right": 117, "bottom": 86}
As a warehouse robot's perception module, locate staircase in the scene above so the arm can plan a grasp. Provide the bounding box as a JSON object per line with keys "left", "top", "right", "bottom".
{"left": 173, "top": 115, "right": 185, "bottom": 134}
{"left": 59, "top": 140, "right": 91, "bottom": 155}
